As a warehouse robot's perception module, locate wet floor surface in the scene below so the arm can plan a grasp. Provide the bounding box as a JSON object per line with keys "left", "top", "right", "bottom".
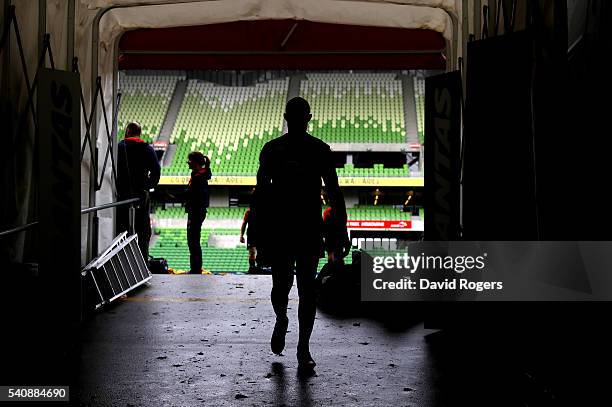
{"left": 75, "top": 275, "right": 437, "bottom": 406}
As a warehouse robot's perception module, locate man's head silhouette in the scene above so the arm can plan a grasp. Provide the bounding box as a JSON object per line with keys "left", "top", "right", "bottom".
{"left": 284, "top": 97, "right": 312, "bottom": 133}
{"left": 124, "top": 121, "right": 142, "bottom": 138}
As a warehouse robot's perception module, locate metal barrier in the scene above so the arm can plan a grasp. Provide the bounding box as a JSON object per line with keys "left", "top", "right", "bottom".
{"left": 0, "top": 6, "right": 55, "bottom": 245}
{"left": 0, "top": 222, "right": 39, "bottom": 238}
{"left": 81, "top": 198, "right": 140, "bottom": 256}
{"left": 0, "top": 198, "right": 139, "bottom": 244}
{"left": 72, "top": 57, "right": 123, "bottom": 261}
{"left": 1, "top": 5, "right": 122, "bottom": 263}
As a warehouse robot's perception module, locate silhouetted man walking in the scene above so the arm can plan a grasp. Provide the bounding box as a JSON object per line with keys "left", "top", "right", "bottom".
{"left": 252, "top": 97, "right": 349, "bottom": 369}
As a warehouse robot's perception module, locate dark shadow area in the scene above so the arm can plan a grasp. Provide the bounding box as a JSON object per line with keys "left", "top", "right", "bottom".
{"left": 296, "top": 366, "right": 316, "bottom": 407}
{"left": 267, "top": 361, "right": 317, "bottom": 407}
{"left": 314, "top": 251, "right": 425, "bottom": 332}
{"left": 424, "top": 302, "right": 612, "bottom": 407}
{"left": 1, "top": 263, "right": 78, "bottom": 389}
{"left": 269, "top": 362, "right": 288, "bottom": 407}
{"left": 317, "top": 301, "right": 425, "bottom": 333}
{"left": 83, "top": 276, "right": 153, "bottom": 314}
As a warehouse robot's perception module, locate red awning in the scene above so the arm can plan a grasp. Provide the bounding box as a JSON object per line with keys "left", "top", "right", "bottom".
{"left": 119, "top": 20, "right": 446, "bottom": 70}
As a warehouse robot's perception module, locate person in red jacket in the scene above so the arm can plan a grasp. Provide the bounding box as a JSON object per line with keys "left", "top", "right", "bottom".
{"left": 185, "top": 151, "right": 211, "bottom": 274}
{"left": 240, "top": 207, "right": 258, "bottom": 273}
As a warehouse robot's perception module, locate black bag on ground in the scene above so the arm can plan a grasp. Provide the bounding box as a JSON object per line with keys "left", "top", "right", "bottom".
{"left": 148, "top": 256, "right": 169, "bottom": 274}
{"left": 315, "top": 251, "right": 361, "bottom": 309}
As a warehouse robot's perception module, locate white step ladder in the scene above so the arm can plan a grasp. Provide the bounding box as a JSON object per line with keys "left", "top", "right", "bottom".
{"left": 82, "top": 232, "right": 152, "bottom": 309}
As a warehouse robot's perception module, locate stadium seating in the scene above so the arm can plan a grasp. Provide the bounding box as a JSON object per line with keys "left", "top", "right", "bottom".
{"left": 151, "top": 206, "right": 251, "bottom": 272}
{"left": 155, "top": 206, "right": 245, "bottom": 220}
{"left": 346, "top": 205, "right": 411, "bottom": 220}
{"left": 156, "top": 205, "right": 411, "bottom": 222}
{"left": 163, "top": 74, "right": 412, "bottom": 177}
{"left": 300, "top": 73, "right": 406, "bottom": 144}
{"left": 150, "top": 204, "right": 406, "bottom": 272}
{"left": 336, "top": 163, "right": 410, "bottom": 177}
{"left": 413, "top": 76, "right": 425, "bottom": 144}
{"left": 150, "top": 227, "right": 354, "bottom": 273}
{"left": 117, "top": 72, "right": 184, "bottom": 142}
{"left": 149, "top": 228, "right": 248, "bottom": 273}
{"left": 118, "top": 72, "right": 426, "bottom": 274}
{"left": 164, "top": 78, "right": 288, "bottom": 176}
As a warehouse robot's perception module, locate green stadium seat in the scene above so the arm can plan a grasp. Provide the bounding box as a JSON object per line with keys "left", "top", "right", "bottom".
{"left": 299, "top": 73, "right": 406, "bottom": 144}
{"left": 117, "top": 72, "right": 184, "bottom": 143}
{"left": 165, "top": 78, "right": 288, "bottom": 176}
{"left": 124, "top": 72, "right": 425, "bottom": 178}
{"left": 413, "top": 76, "right": 425, "bottom": 145}
{"left": 150, "top": 204, "right": 408, "bottom": 273}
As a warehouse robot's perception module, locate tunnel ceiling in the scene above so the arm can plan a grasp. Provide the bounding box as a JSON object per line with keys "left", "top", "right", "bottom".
{"left": 118, "top": 20, "right": 447, "bottom": 70}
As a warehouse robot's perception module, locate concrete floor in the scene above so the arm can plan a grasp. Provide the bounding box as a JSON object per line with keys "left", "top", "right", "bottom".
{"left": 7, "top": 271, "right": 611, "bottom": 406}
{"left": 75, "top": 275, "right": 437, "bottom": 407}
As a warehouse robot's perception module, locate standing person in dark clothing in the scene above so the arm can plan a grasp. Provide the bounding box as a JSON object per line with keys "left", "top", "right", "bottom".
{"left": 185, "top": 151, "right": 212, "bottom": 274}
{"left": 116, "top": 122, "right": 161, "bottom": 259}
{"left": 239, "top": 207, "right": 258, "bottom": 273}
{"left": 252, "top": 97, "right": 350, "bottom": 369}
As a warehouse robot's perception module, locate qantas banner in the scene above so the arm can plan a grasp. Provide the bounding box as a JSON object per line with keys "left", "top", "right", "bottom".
{"left": 37, "top": 69, "right": 82, "bottom": 324}
{"left": 424, "top": 71, "right": 461, "bottom": 240}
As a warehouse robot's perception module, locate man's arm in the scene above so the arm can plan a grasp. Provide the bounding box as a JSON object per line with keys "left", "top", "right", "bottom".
{"left": 253, "top": 144, "right": 273, "bottom": 210}
{"left": 240, "top": 210, "right": 249, "bottom": 243}
{"left": 321, "top": 146, "right": 349, "bottom": 258}
{"left": 321, "top": 146, "right": 346, "bottom": 221}
{"left": 250, "top": 144, "right": 273, "bottom": 247}
{"left": 146, "top": 145, "right": 161, "bottom": 188}
{"left": 255, "top": 144, "right": 272, "bottom": 189}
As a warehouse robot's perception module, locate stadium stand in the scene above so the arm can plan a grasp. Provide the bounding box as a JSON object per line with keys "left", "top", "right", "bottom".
{"left": 346, "top": 204, "right": 411, "bottom": 220}
{"left": 119, "top": 72, "right": 424, "bottom": 273}
{"left": 155, "top": 205, "right": 411, "bottom": 222}
{"left": 150, "top": 228, "right": 247, "bottom": 273}
{"left": 300, "top": 73, "right": 406, "bottom": 144}
{"left": 300, "top": 73, "right": 410, "bottom": 178}
{"left": 154, "top": 206, "right": 246, "bottom": 220}
{"left": 156, "top": 73, "right": 416, "bottom": 178}
{"left": 164, "top": 78, "right": 289, "bottom": 176}
{"left": 115, "top": 72, "right": 426, "bottom": 179}
{"left": 149, "top": 227, "right": 356, "bottom": 274}
{"left": 118, "top": 72, "right": 184, "bottom": 142}
{"left": 336, "top": 163, "right": 410, "bottom": 178}
{"left": 413, "top": 76, "right": 425, "bottom": 144}
{"left": 150, "top": 205, "right": 412, "bottom": 273}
